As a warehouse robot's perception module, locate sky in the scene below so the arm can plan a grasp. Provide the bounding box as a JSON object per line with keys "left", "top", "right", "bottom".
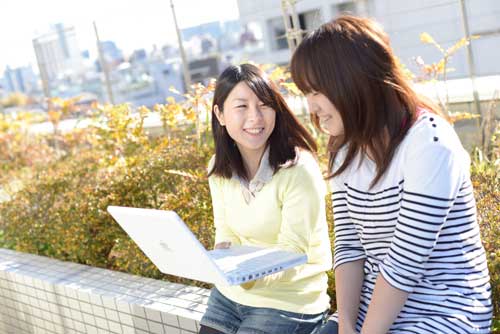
{"left": 0, "top": 0, "right": 240, "bottom": 70}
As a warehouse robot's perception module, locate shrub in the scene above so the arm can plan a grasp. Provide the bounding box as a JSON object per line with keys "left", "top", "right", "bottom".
{"left": 472, "top": 168, "right": 500, "bottom": 320}
{"left": 0, "top": 138, "right": 214, "bottom": 287}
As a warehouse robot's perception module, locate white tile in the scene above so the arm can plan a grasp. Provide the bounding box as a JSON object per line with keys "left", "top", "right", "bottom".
{"left": 149, "top": 320, "right": 165, "bottom": 334}
{"left": 21, "top": 294, "right": 30, "bottom": 305}
{"left": 34, "top": 279, "right": 46, "bottom": 290}
{"left": 35, "top": 317, "right": 44, "bottom": 328}
{"left": 33, "top": 325, "right": 47, "bottom": 334}
{"left": 118, "top": 312, "right": 134, "bottom": 327}
{"left": 90, "top": 294, "right": 103, "bottom": 306}
{"left": 85, "top": 324, "right": 99, "bottom": 334}
{"left": 164, "top": 325, "right": 181, "bottom": 334}
{"left": 43, "top": 281, "right": 53, "bottom": 291}
{"left": 102, "top": 296, "right": 116, "bottom": 310}
{"left": 132, "top": 316, "right": 149, "bottom": 331}
{"left": 63, "top": 317, "right": 75, "bottom": 330}
{"left": 51, "top": 313, "right": 64, "bottom": 326}
{"left": 32, "top": 307, "right": 42, "bottom": 318}
{"left": 46, "top": 292, "right": 57, "bottom": 304}
{"left": 131, "top": 304, "right": 147, "bottom": 318}
{"left": 54, "top": 285, "right": 66, "bottom": 295}
{"left": 80, "top": 301, "right": 93, "bottom": 314}
{"left": 161, "top": 313, "right": 179, "bottom": 327}
{"left": 115, "top": 299, "right": 131, "bottom": 314}
{"left": 39, "top": 301, "right": 49, "bottom": 312}
{"left": 53, "top": 323, "right": 64, "bottom": 333}
{"left": 61, "top": 306, "right": 72, "bottom": 318}
{"left": 59, "top": 296, "right": 70, "bottom": 308}
{"left": 82, "top": 312, "right": 96, "bottom": 326}
{"left": 73, "top": 320, "right": 86, "bottom": 332}
{"left": 178, "top": 317, "right": 197, "bottom": 332}
{"left": 104, "top": 309, "right": 120, "bottom": 322}
{"left": 64, "top": 287, "right": 78, "bottom": 300}
{"left": 145, "top": 308, "right": 162, "bottom": 322}
{"left": 107, "top": 320, "right": 122, "bottom": 334}
{"left": 70, "top": 309, "right": 84, "bottom": 322}
{"left": 29, "top": 296, "right": 40, "bottom": 307}
{"left": 181, "top": 330, "right": 196, "bottom": 334}
{"left": 121, "top": 324, "right": 136, "bottom": 334}
{"left": 44, "top": 321, "right": 55, "bottom": 332}
{"left": 42, "top": 310, "right": 52, "bottom": 322}
{"left": 77, "top": 291, "right": 91, "bottom": 303}
{"left": 94, "top": 316, "right": 109, "bottom": 331}
{"left": 68, "top": 298, "right": 80, "bottom": 311}
{"left": 92, "top": 305, "right": 106, "bottom": 318}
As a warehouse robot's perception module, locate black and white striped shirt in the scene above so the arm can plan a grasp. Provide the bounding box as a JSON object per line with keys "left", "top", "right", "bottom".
{"left": 330, "top": 111, "right": 492, "bottom": 333}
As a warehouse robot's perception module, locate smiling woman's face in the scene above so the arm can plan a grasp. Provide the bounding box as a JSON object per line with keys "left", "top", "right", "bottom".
{"left": 305, "top": 91, "right": 344, "bottom": 136}
{"left": 214, "top": 81, "right": 276, "bottom": 160}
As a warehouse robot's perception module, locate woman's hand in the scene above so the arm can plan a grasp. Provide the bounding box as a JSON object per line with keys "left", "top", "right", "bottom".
{"left": 214, "top": 241, "right": 232, "bottom": 249}
{"left": 240, "top": 281, "right": 256, "bottom": 290}
{"left": 214, "top": 241, "right": 256, "bottom": 290}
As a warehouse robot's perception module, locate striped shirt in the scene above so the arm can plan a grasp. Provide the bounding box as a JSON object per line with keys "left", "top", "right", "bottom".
{"left": 330, "top": 111, "right": 492, "bottom": 333}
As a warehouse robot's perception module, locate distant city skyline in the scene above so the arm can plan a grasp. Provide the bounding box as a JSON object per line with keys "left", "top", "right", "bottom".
{"left": 0, "top": 0, "right": 240, "bottom": 70}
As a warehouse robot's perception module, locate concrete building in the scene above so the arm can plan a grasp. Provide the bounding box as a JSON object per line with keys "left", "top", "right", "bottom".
{"left": 32, "top": 23, "right": 85, "bottom": 82}
{"left": 111, "top": 56, "right": 184, "bottom": 108}
{"left": 236, "top": 0, "right": 500, "bottom": 78}
{"left": 100, "top": 41, "right": 125, "bottom": 68}
{"left": 2, "top": 65, "right": 39, "bottom": 94}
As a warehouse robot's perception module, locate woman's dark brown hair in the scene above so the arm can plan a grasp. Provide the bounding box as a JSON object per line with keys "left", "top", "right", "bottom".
{"left": 291, "top": 15, "right": 442, "bottom": 187}
{"left": 209, "top": 63, "right": 317, "bottom": 180}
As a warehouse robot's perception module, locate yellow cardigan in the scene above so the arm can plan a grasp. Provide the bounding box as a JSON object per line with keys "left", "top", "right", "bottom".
{"left": 208, "top": 150, "right": 332, "bottom": 314}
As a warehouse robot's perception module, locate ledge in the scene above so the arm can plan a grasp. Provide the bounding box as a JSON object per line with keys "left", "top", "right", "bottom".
{"left": 0, "top": 248, "right": 209, "bottom": 334}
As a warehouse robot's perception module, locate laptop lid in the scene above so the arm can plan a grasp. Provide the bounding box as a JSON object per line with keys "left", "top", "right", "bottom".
{"left": 107, "top": 206, "right": 228, "bottom": 285}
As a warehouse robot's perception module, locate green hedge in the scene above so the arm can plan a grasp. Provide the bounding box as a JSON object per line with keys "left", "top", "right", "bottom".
{"left": 0, "top": 138, "right": 214, "bottom": 287}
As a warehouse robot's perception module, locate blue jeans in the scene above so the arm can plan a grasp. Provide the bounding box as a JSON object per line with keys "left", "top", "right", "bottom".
{"left": 316, "top": 320, "right": 338, "bottom": 334}
{"left": 200, "top": 288, "right": 328, "bottom": 334}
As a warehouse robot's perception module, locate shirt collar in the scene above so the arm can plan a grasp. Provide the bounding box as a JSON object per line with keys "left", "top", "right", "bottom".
{"left": 250, "top": 146, "right": 273, "bottom": 186}
{"left": 233, "top": 146, "right": 273, "bottom": 203}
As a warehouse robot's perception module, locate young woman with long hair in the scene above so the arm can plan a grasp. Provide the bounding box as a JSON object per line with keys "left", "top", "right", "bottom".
{"left": 199, "top": 63, "right": 332, "bottom": 334}
{"left": 291, "top": 15, "right": 492, "bottom": 334}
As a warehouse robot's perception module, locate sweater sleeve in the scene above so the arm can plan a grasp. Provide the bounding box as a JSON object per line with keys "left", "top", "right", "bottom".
{"left": 251, "top": 156, "right": 331, "bottom": 288}
{"left": 379, "top": 140, "right": 464, "bottom": 293}
{"left": 208, "top": 175, "right": 241, "bottom": 246}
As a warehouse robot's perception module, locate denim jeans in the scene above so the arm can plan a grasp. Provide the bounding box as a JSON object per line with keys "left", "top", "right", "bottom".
{"left": 316, "top": 320, "right": 338, "bottom": 334}
{"left": 200, "top": 288, "right": 328, "bottom": 334}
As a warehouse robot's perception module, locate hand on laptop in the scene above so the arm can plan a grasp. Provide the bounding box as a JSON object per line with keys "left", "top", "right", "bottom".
{"left": 214, "top": 241, "right": 232, "bottom": 249}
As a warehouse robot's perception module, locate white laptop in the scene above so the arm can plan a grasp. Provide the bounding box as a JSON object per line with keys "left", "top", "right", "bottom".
{"left": 107, "top": 206, "right": 307, "bottom": 286}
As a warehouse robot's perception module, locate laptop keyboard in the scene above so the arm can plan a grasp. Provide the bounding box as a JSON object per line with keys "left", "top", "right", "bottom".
{"left": 208, "top": 246, "right": 306, "bottom": 284}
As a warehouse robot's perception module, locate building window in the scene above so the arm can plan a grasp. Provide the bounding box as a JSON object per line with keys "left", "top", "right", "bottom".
{"left": 338, "top": 2, "right": 356, "bottom": 15}
{"left": 268, "top": 17, "right": 289, "bottom": 50}
{"left": 268, "top": 8, "right": 322, "bottom": 51}
{"left": 299, "top": 9, "right": 322, "bottom": 34}
{"left": 333, "top": 0, "right": 370, "bottom": 17}
{"left": 240, "top": 22, "right": 265, "bottom": 51}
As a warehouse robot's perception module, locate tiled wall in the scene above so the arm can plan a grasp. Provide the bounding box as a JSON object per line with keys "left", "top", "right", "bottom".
{"left": 0, "top": 248, "right": 209, "bottom": 334}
